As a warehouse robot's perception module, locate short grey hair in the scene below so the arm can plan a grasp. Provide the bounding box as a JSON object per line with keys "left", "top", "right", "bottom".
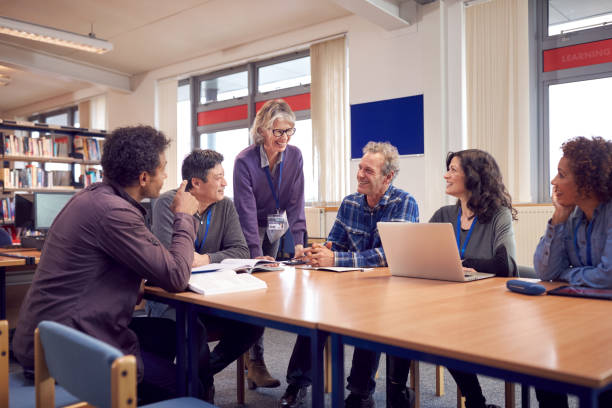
{"left": 250, "top": 99, "right": 296, "bottom": 144}
{"left": 362, "top": 141, "right": 400, "bottom": 179}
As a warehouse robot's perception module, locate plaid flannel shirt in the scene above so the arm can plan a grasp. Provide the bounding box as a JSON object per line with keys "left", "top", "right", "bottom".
{"left": 329, "top": 185, "right": 419, "bottom": 267}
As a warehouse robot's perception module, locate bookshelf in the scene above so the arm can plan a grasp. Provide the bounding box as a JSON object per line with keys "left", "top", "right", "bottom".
{"left": 0, "top": 119, "right": 108, "bottom": 225}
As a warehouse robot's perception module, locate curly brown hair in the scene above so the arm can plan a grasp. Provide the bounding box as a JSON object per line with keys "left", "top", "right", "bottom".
{"left": 447, "top": 149, "right": 517, "bottom": 223}
{"left": 561, "top": 136, "right": 612, "bottom": 202}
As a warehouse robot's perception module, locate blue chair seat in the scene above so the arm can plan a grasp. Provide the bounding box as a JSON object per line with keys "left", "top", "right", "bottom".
{"left": 9, "top": 371, "right": 80, "bottom": 407}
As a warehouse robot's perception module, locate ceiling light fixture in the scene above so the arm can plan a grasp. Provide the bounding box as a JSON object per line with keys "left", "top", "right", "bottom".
{"left": 0, "top": 74, "right": 10, "bottom": 86}
{"left": 0, "top": 16, "right": 113, "bottom": 54}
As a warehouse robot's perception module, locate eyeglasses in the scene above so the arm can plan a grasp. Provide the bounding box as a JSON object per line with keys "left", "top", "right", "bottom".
{"left": 271, "top": 128, "right": 296, "bottom": 138}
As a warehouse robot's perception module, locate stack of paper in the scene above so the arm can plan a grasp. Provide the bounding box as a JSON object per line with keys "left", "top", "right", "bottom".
{"left": 188, "top": 269, "right": 267, "bottom": 295}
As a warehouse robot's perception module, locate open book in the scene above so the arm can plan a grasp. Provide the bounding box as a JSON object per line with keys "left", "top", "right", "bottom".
{"left": 296, "top": 266, "right": 372, "bottom": 273}
{"left": 192, "top": 258, "right": 283, "bottom": 274}
{"left": 188, "top": 269, "right": 267, "bottom": 295}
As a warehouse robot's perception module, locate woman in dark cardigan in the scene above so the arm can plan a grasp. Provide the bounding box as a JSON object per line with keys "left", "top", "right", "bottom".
{"left": 387, "top": 149, "right": 517, "bottom": 408}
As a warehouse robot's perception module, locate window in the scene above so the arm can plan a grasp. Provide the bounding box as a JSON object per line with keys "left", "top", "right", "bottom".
{"left": 190, "top": 51, "right": 315, "bottom": 201}
{"left": 200, "top": 128, "right": 249, "bottom": 198}
{"left": 257, "top": 56, "right": 311, "bottom": 93}
{"left": 200, "top": 71, "right": 248, "bottom": 103}
{"left": 548, "top": 1, "right": 612, "bottom": 36}
{"left": 29, "top": 106, "right": 78, "bottom": 128}
{"left": 548, "top": 77, "right": 612, "bottom": 194}
{"left": 535, "top": 0, "right": 612, "bottom": 201}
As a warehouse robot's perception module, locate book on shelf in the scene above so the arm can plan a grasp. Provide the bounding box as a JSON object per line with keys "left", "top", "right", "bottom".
{"left": 1, "top": 133, "right": 73, "bottom": 159}
{"left": 74, "top": 136, "right": 103, "bottom": 161}
{"left": 81, "top": 167, "right": 102, "bottom": 187}
{"left": 0, "top": 197, "right": 14, "bottom": 223}
{"left": 188, "top": 269, "right": 267, "bottom": 295}
{"left": 2, "top": 134, "right": 56, "bottom": 158}
{"left": 52, "top": 171, "right": 72, "bottom": 187}
{"left": 54, "top": 137, "right": 70, "bottom": 157}
{"left": 191, "top": 258, "right": 283, "bottom": 274}
{"left": 1, "top": 165, "right": 61, "bottom": 189}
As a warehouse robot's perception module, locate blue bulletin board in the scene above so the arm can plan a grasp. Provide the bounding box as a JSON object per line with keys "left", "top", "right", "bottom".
{"left": 350, "top": 94, "right": 424, "bottom": 159}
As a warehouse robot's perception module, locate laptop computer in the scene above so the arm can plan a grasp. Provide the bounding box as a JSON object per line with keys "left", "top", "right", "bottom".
{"left": 378, "top": 222, "right": 495, "bottom": 282}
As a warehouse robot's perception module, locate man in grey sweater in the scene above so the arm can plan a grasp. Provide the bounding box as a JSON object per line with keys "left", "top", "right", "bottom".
{"left": 150, "top": 149, "right": 263, "bottom": 403}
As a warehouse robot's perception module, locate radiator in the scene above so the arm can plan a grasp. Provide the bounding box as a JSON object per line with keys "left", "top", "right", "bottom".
{"left": 305, "top": 206, "right": 325, "bottom": 239}
{"left": 513, "top": 205, "right": 554, "bottom": 267}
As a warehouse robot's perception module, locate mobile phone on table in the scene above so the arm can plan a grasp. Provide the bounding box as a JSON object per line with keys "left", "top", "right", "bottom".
{"left": 283, "top": 259, "right": 307, "bottom": 266}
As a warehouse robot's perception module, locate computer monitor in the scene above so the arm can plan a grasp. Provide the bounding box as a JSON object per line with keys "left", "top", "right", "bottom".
{"left": 14, "top": 194, "right": 34, "bottom": 229}
{"left": 33, "top": 192, "right": 74, "bottom": 230}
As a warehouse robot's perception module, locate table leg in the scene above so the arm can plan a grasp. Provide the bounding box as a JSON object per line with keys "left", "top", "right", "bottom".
{"left": 0, "top": 267, "right": 5, "bottom": 320}
{"left": 577, "top": 389, "right": 597, "bottom": 408}
{"left": 521, "top": 384, "right": 530, "bottom": 408}
{"left": 187, "top": 304, "right": 199, "bottom": 397}
{"left": 311, "top": 329, "right": 326, "bottom": 408}
{"left": 331, "top": 333, "right": 345, "bottom": 408}
{"left": 175, "top": 303, "right": 186, "bottom": 396}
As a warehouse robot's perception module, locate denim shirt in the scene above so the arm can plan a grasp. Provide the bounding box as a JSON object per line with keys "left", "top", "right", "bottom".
{"left": 534, "top": 200, "right": 612, "bottom": 288}
{"left": 329, "top": 185, "right": 419, "bottom": 267}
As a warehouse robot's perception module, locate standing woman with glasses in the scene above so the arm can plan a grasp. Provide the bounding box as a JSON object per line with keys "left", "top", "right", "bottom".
{"left": 386, "top": 149, "right": 517, "bottom": 408}
{"left": 233, "top": 99, "right": 307, "bottom": 389}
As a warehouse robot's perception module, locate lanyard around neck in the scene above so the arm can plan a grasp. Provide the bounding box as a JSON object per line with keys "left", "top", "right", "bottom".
{"left": 264, "top": 152, "right": 283, "bottom": 210}
{"left": 456, "top": 207, "right": 477, "bottom": 259}
{"left": 194, "top": 209, "right": 212, "bottom": 253}
{"left": 573, "top": 217, "right": 593, "bottom": 266}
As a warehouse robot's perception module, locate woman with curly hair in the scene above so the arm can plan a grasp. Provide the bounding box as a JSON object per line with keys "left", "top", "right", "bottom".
{"left": 533, "top": 136, "right": 612, "bottom": 408}
{"left": 386, "top": 149, "right": 517, "bottom": 408}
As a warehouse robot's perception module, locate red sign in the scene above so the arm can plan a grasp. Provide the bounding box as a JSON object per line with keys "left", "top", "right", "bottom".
{"left": 197, "top": 104, "right": 248, "bottom": 126}
{"left": 197, "top": 92, "right": 311, "bottom": 127}
{"left": 543, "top": 38, "right": 612, "bottom": 72}
{"left": 255, "top": 93, "right": 311, "bottom": 112}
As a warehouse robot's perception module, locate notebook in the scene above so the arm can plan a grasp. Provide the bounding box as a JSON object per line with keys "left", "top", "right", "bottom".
{"left": 188, "top": 269, "right": 267, "bottom": 295}
{"left": 191, "top": 258, "right": 283, "bottom": 274}
{"left": 377, "top": 222, "right": 495, "bottom": 282}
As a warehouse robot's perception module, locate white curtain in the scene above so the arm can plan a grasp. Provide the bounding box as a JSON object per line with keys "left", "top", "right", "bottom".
{"left": 465, "top": 0, "right": 531, "bottom": 202}
{"left": 310, "top": 37, "right": 350, "bottom": 205}
{"left": 155, "top": 78, "right": 179, "bottom": 192}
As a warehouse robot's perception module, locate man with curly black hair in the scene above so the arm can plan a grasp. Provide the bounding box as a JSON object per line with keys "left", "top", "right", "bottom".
{"left": 534, "top": 136, "right": 612, "bottom": 408}
{"left": 13, "top": 125, "right": 200, "bottom": 404}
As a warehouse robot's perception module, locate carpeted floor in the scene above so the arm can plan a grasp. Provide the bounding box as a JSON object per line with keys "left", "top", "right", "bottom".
{"left": 210, "top": 328, "right": 578, "bottom": 407}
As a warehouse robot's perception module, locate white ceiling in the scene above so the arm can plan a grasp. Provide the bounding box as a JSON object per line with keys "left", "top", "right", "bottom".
{"left": 549, "top": 0, "right": 612, "bottom": 25}
{"left": 0, "top": 0, "right": 352, "bottom": 114}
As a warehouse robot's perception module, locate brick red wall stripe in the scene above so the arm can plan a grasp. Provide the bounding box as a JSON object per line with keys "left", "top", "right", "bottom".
{"left": 543, "top": 38, "right": 612, "bottom": 72}
{"left": 255, "top": 93, "right": 311, "bottom": 112}
{"left": 197, "top": 104, "right": 248, "bottom": 126}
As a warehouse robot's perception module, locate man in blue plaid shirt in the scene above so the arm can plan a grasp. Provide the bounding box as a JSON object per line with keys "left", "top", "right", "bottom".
{"left": 280, "top": 141, "right": 419, "bottom": 408}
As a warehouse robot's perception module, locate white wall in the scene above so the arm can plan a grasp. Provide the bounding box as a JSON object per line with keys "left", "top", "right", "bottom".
{"left": 4, "top": 0, "right": 466, "bottom": 217}
{"left": 348, "top": 0, "right": 464, "bottom": 220}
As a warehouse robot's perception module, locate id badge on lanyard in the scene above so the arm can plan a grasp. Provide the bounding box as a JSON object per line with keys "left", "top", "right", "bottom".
{"left": 267, "top": 210, "right": 289, "bottom": 243}
{"left": 264, "top": 156, "right": 288, "bottom": 242}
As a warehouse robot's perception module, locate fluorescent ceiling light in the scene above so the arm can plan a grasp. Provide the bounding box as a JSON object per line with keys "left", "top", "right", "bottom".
{"left": 0, "top": 16, "right": 113, "bottom": 54}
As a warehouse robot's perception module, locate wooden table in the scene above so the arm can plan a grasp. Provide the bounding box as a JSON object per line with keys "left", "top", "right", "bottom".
{"left": 145, "top": 266, "right": 349, "bottom": 408}
{"left": 0, "top": 248, "right": 41, "bottom": 319}
{"left": 314, "top": 269, "right": 612, "bottom": 408}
